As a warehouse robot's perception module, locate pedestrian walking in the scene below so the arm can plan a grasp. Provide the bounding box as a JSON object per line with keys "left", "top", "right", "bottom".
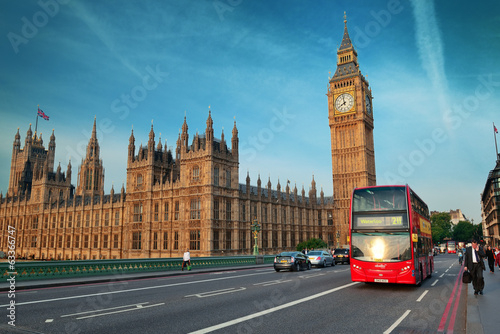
{"left": 182, "top": 249, "right": 191, "bottom": 271}
{"left": 458, "top": 249, "right": 463, "bottom": 265}
{"left": 463, "top": 239, "right": 486, "bottom": 295}
{"left": 485, "top": 245, "right": 495, "bottom": 273}
{"left": 495, "top": 249, "right": 500, "bottom": 269}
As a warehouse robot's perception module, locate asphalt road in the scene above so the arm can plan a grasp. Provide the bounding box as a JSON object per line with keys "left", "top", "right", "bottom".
{"left": 0, "top": 254, "right": 466, "bottom": 334}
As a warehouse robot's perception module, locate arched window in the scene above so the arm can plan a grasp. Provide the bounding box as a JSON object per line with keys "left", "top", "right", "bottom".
{"left": 192, "top": 166, "right": 200, "bottom": 181}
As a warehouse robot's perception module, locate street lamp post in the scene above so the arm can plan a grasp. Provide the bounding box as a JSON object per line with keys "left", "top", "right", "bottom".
{"left": 336, "top": 230, "right": 340, "bottom": 249}
{"left": 251, "top": 218, "right": 261, "bottom": 256}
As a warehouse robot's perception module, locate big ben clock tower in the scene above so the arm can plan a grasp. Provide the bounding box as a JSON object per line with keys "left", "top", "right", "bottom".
{"left": 328, "top": 13, "right": 376, "bottom": 246}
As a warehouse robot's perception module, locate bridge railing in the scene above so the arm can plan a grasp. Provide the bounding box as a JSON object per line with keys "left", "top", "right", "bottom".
{"left": 1, "top": 255, "right": 276, "bottom": 281}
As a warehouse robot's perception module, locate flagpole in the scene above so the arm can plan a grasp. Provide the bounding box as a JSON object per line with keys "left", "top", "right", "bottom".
{"left": 35, "top": 105, "right": 39, "bottom": 135}
{"left": 494, "top": 122, "right": 499, "bottom": 160}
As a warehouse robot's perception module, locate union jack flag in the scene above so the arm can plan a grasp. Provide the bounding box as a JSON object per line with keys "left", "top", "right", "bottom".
{"left": 37, "top": 107, "right": 49, "bottom": 121}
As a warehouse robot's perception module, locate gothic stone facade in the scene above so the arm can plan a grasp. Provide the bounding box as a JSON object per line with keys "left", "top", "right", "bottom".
{"left": 481, "top": 156, "right": 500, "bottom": 248}
{"left": 0, "top": 113, "right": 335, "bottom": 259}
{"left": 327, "top": 17, "right": 376, "bottom": 245}
{"left": 0, "top": 17, "right": 375, "bottom": 259}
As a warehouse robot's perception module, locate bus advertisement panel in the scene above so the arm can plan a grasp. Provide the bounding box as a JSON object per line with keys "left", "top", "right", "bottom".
{"left": 350, "top": 185, "right": 433, "bottom": 286}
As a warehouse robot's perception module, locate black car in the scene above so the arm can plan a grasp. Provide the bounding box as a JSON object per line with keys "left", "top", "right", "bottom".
{"left": 274, "top": 251, "right": 312, "bottom": 272}
{"left": 333, "top": 248, "right": 350, "bottom": 265}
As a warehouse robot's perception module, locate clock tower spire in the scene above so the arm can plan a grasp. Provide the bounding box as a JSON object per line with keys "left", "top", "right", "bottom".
{"left": 327, "top": 13, "right": 376, "bottom": 247}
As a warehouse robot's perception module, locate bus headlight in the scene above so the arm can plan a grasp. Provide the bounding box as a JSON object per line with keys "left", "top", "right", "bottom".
{"left": 372, "top": 238, "right": 385, "bottom": 261}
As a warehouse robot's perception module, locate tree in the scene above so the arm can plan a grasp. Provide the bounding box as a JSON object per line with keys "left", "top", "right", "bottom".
{"left": 473, "top": 223, "right": 484, "bottom": 243}
{"left": 296, "top": 238, "right": 327, "bottom": 251}
{"left": 452, "top": 221, "right": 475, "bottom": 242}
{"left": 431, "top": 212, "right": 452, "bottom": 244}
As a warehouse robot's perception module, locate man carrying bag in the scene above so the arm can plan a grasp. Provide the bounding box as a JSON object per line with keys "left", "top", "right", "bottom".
{"left": 463, "top": 239, "right": 486, "bottom": 295}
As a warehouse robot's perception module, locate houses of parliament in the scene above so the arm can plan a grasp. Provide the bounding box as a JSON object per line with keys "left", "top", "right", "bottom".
{"left": 0, "top": 17, "right": 376, "bottom": 260}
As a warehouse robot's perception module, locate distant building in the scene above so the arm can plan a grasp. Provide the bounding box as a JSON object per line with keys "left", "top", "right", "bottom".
{"left": 481, "top": 156, "right": 500, "bottom": 248}
{"left": 450, "top": 209, "right": 468, "bottom": 225}
{"left": 430, "top": 209, "right": 469, "bottom": 226}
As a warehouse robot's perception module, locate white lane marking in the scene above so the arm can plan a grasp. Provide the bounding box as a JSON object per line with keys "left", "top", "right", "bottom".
{"left": 185, "top": 287, "right": 246, "bottom": 298}
{"left": 45, "top": 319, "right": 53, "bottom": 323}
{"left": 253, "top": 280, "right": 292, "bottom": 286}
{"left": 416, "top": 290, "right": 429, "bottom": 302}
{"left": 299, "top": 273, "right": 325, "bottom": 279}
{"left": 188, "top": 282, "right": 360, "bottom": 334}
{"left": 0, "top": 271, "right": 272, "bottom": 307}
{"left": 439, "top": 273, "right": 445, "bottom": 278}
{"left": 431, "top": 279, "right": 439, "bottom": 287}
{"left": 76, "top": 303, "right": 165, "bottom": 320}
{"left": 210, "top": 271, "right": 236, "bottom": 275}
{"left": 383, "top": 310, "right": 411, "bottom": 334}
{"left": 61, "top": 302, "right": 150, "bottom": 317}
{"left": 445, "top": 269, "right": 449, "bottom": 272}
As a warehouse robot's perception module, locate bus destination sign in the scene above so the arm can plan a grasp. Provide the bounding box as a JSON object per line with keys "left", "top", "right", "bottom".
{"left": 353, "top": 215, "right": 408, "bottom": 229}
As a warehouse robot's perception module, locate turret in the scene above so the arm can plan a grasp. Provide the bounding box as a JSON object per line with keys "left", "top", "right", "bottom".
{"left": 139, "top": 144, "right": 144, "bottom": 160}
{"left": 193, "top": 132, "right": 199, "bottom": 151}
{"left": 157, "top": 134, "right": 163, "bottom": 152}
{"left": 13, "top": 128, "right": 21, "bottom": 152}
{"left": 181, "top": 116, "right": 189, "bottom": 151}
{"left": 231, "top": 120, "right": 238, "bottom": 156}
{"left": 206, "top": 109, "right": 214, "bottom": 144}
{"left": 75, "top": 117, "right": 104, "bottom": 196}
{"left": 148, "top": 121, "right": 155, "bottom": 159}
{"left": 56, "top": 163, "right": 62, "bottom": 181}
{"left": 47, "top": 129, "right": 55, "bottom": 171}
{"left": 25, "top": 124, "right": 33, "bottom": 146}
{"left": 121, "top": 183, "right": 125, "bottom": 200}
{"left": 66, "top": 159, "right": 72, "bottom": 183}
{"left": 267, "top": 176, "right": 272, "bottom": 198}
{"left": 246, "top": 171, "right": 250, "bottom": 195}
{"left": 86, "top": 117, "right": 99, "bottom": 160}
{"left": 176, "top": 132, "right": 181, "bottom": 160}
{"left": 220, "top": 128, "right": 226, "bottom": 151}
{"left": 128, "top": 128, "right": 135, "bottom": 162}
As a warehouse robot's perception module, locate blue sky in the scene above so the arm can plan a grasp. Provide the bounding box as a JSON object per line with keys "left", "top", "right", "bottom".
{"left": 1, "top": 0, "right": 499, "bottom": 225}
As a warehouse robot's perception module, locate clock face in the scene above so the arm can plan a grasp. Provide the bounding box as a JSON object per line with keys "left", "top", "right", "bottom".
{"left": 335, "top": 93, "right": 354, "bottom": 112}
{"left": 365, "top": 95, "right": 372, "bottom": 114}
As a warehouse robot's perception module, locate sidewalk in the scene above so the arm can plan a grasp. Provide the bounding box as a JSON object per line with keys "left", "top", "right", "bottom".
{"left": 0, "top": 264, "right": 273, "bottom": 292}
{"left": 466, "top": 266, "right": 500, "bottom": 334}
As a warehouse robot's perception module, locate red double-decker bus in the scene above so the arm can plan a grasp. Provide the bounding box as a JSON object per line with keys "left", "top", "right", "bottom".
{"left": 349, "top": 185, "right": 433, "bottom": 285}
{"left": 447, "top": 241, "right": 456, "bottom": 254}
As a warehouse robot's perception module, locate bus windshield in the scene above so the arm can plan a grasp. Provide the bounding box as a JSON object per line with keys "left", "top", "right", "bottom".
{"left": 353, "top": 187, "right": 407, "bottom": 212}
{"left": 351, "top": 232, "right": 412, "bottom": 262}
